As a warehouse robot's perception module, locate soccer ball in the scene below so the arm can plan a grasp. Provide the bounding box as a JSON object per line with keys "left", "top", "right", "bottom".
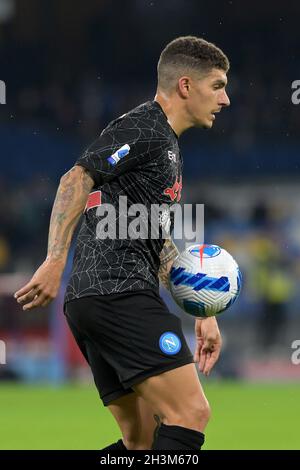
{"left": 169, "top": 244, "right": 242, "bottom": 318}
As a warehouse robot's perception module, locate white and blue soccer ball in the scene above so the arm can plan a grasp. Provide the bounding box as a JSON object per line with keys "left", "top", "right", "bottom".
{"left": 169, "top": 244, "right": 242, "bottom": 318}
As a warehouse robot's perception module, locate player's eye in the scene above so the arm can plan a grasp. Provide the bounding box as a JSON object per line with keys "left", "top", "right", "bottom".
{"left": 213, "top": 82, "right": 226, "bottom": 90}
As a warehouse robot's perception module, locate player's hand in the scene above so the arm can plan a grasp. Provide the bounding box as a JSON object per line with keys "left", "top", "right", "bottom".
{"left": 194, "top": 316, "right": 222, "bottom": 376}
{"left": 13, "top": 259, "right": 63, "bottom": 311}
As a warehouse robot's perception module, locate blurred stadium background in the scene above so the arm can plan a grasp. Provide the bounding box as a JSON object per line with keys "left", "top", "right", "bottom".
{"left": 0, "top": 0, "right": 300, "bottom": 449}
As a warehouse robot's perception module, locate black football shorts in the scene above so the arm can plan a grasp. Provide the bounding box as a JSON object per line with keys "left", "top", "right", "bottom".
{"left": 64, "top": 290, "right": 194, "bottom": 406}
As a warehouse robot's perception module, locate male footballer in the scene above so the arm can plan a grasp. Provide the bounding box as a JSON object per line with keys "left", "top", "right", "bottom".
{"left": 15, "top": 36, "right": 230, "bottom": 450}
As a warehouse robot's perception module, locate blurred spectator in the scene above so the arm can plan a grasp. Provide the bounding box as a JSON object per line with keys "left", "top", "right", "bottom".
{"left": 250, "top": 235, "right": 295, "bottom": 352}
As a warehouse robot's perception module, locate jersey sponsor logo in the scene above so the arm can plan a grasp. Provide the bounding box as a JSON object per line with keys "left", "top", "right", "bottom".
{"left": 159, "top": 332, "right": 182, "bottom": 355}
{"left": 168, "top": 150, "right": 177, "bottom": 162}
{"left": 163, "top": 175, "right": 182, "bottom": 202}
{"left": 85, "top": 190, "right": 102, "bottom": 212}
{"left": 107, "top": 144, "right": 130, "bottom": 166}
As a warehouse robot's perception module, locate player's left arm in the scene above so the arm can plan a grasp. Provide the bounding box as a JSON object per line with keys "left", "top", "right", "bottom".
{"left": 194, "top": 316, "right": 222, "bottom": 375}
{"left": 158, "top": 238, "right": 179, "bottom": 290}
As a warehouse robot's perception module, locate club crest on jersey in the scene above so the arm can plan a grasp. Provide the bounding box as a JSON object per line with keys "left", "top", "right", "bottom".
{"left": 107, "top": 144, "right": 130, "bottom": 166}
{"left": 163, "top": 175, "right": 182, "bottom": 202}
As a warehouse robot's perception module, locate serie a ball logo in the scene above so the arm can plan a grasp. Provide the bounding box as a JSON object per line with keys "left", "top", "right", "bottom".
{"left": 169, "top": 244, "right": 242, "bottom": 318}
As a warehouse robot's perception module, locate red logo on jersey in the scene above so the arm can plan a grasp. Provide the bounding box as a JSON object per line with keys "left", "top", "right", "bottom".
{"left": 85, "top": 190, "right": 102, "bottom": 212}
{"left": 163, "top": 176, "right": 182, "bottom": 202}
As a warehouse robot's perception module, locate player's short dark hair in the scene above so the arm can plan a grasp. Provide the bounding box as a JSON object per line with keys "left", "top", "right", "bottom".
{"left": 157, "top": 36, "right": 230, "bottom": 91}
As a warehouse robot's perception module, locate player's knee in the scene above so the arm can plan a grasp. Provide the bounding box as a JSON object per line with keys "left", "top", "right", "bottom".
{"left": 163, "top": 399, "right": 211, "bottom": 432}
{"left": 197, "top": 399, "right": 211, "bottom": 427}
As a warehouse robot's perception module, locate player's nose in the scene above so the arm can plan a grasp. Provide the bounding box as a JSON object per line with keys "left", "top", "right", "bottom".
{"left": 220, "top": 90, "right": 230, "bottom": 107}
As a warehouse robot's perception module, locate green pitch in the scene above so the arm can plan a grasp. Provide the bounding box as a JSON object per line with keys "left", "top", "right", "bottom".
{"left": 0, "top": 382, "right": 299, "bottom": 449}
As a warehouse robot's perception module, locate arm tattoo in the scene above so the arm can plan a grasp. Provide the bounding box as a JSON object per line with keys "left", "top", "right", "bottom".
{"left": 158, "top": 238, "right": 179, "bottom": 290}
{"left": 47, "top": 166, "right": 94, "bottom": 264}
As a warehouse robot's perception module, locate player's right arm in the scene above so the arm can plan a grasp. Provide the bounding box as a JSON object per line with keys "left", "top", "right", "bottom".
{"left": 14, "top": 165, "right": 94, "bottom": 311}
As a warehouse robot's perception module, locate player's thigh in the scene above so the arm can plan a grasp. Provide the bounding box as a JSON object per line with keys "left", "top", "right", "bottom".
{"left": 108, "top": 392, "right": 158, "bottom": 443}
{"left": 133, "top": 363, "right": 210, "bottom": 424}
{"left": 65, "top": 306, "right": 131, "bottom": 406}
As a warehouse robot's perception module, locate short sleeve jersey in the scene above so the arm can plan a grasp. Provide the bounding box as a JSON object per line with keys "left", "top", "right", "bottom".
{"left": 64, "top": 101, "right": 182, "bottom": 303}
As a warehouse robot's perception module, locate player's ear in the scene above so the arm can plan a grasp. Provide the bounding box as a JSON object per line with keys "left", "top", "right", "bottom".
{"left": 177, "top": 77, "right": 190, "bottom": 98}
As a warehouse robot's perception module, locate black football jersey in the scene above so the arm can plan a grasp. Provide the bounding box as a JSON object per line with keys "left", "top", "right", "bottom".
{"left": 64, "top": 101, "right": 182, "bottom": 304}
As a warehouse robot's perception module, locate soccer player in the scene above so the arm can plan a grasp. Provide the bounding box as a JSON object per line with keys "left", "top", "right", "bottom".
{"left": 14, "top": 36, "right": 230, "bottom": 450}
